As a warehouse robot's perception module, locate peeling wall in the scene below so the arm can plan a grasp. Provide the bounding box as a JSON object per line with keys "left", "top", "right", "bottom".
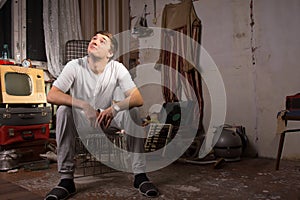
{"left": 253, "top": 0, "right": 300, "bottom": 159}
{"left": 130, "top": 0, "right": 300, "bottom": 160}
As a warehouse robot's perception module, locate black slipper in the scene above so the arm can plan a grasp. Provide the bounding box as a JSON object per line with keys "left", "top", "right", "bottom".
{"left": 138, "top": 181, "right": 159, "bottom": 198}
{"left": 44, "top": 186, "right": 76, "bottom": 200}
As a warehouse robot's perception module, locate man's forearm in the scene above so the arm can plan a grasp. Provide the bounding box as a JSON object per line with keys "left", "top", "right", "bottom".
{"left": 115, "top": 89, "right": 144, "bottom": 111}
{"left": 47, "top": 87, "right": 88, "bottom": 109}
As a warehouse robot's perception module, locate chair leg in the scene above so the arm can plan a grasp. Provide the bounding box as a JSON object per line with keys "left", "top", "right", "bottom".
{"left": 275, "top": 132, "right": 286, "bottom": 170}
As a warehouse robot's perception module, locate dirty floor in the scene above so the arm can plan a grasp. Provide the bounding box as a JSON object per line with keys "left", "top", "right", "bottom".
{"left": 0, "top": 157, "right": 300, "bottom": 200}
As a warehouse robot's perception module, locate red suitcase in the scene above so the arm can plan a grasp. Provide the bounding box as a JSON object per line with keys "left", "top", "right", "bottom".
{"left": 0, "top": 123, "right": 49, "bottom": 145}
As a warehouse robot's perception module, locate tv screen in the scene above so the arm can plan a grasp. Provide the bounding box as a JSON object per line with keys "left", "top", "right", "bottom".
{"left": 5, "top": 72, "right": 32, "bottom": 96}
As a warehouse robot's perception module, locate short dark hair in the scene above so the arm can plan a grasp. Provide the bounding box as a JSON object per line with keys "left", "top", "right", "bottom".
{"left": 94, "top": 30, "right": 118, "bottom": 56}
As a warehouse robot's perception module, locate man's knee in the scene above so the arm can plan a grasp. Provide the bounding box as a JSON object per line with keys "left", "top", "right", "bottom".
{"left": 56, "top": 106, "right": 75, "bottom": 129}
{"left": 128, "top": 107, "right": 142, "bottom": 125}
{"left": 56, "top": 106, "right": 72, "bottom": 118}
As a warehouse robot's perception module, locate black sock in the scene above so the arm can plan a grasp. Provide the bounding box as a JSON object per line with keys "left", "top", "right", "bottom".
{"left": 134, "top": 173, "right": 149, "bottom": 188}
{"left": 58, "top": 179, "right": 76, "bottom": 193}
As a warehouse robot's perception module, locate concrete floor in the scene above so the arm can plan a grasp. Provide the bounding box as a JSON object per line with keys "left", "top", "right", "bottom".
{"left": 0, "top": 157, "right": 299, "bottom": 200}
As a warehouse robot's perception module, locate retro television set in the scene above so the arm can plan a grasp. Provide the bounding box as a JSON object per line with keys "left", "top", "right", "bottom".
{"left": 0, "top": 65, "right": 47, "bottom": 105}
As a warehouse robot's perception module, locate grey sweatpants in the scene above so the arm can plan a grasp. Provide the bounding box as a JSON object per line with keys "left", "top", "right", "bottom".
{"left": 55, "top": 105, "right": 146, "bottom": 179}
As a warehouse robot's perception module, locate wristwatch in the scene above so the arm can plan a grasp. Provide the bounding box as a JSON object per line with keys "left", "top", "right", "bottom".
{"left": 112, "top": 104, "right": 121, "bottom": 115}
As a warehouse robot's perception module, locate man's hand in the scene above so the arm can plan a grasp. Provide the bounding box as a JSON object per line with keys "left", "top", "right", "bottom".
{"left": 81, "top": 102, "right": 98, "bottom": 126}
{"left": 95, "top": 106, "right": 114, "bottom": 129}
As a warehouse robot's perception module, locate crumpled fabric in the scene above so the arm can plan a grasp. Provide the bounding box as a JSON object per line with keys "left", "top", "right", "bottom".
{"left": 276, "top": 110, "right": 288, "bottom": 135}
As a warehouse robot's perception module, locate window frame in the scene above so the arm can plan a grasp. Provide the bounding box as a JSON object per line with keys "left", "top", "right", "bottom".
{"left": 11, "top": 0, "right": 47, "bottom": 69}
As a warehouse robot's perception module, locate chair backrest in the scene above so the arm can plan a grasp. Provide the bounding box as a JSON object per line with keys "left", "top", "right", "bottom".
{"left": 64, "top": 40, "right": 90, "bottom": 64}
{"left": 286, "top": 93, "right": 300, "bottom": 111}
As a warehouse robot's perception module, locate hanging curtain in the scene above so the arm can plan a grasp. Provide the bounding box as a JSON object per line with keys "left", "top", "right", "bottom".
{"left": 79, "top": 0, "right": 130, "bottom": 67}
{"left": 156, "top": 0, "right": 204, "bottom": 134}
{"left": 43, "top": 0, "right": 83, "bottom": 78}
{"left": 79, "top": 0, "right": 104, "bottom": 40}
{"left": 80, "top": 0, "right": 129, "bottom": 38}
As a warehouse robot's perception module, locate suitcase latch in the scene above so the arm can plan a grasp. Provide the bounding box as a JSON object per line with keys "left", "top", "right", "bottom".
{"left": 8, "top": 128, "right": 14, "bottom": 137}
{"left": 42, "top": 126, "right": 46, "bottom": 134}
{"left": 3, "top": 113, "right": 11, "bottom": 119}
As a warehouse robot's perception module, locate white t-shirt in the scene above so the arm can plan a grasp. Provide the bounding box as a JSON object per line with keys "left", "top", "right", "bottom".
{"left": 53, "top": 56, "right": 136, "bottom": 109}
{"left": 113, "top": 86, "right": 125, "bottom": 102}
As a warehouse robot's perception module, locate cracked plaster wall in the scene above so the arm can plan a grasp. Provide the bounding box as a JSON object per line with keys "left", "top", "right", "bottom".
{"left": 130, "top": 0, "right": 300, "bottom": 159}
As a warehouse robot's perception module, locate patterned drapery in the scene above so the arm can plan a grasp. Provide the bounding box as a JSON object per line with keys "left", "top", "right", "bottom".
{"left": 156, "top": 0, "right": 204, "bottom": 134}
